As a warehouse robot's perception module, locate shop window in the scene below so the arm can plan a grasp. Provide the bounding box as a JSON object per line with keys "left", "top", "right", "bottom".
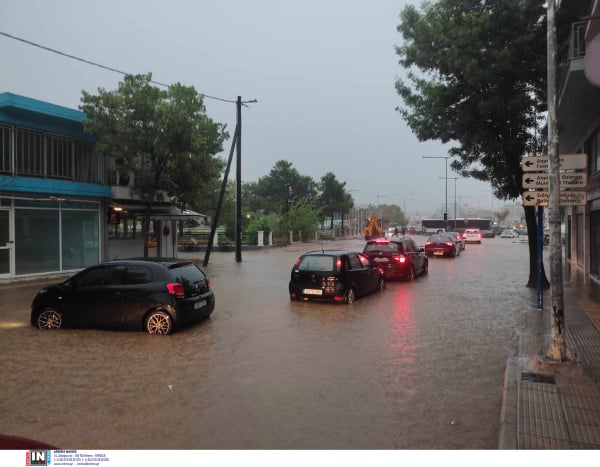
{"left": 15, "top": 209, "right": 60, "bottom": 275}
{"left": 62, "top": 210, "right": 99, "bottom": 270}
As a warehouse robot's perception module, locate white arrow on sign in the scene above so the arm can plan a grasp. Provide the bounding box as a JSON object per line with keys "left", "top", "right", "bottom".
{"left": 522, "top": 191, "right": 586, "bottom": 206}
{"left": 521, "top": 153, "right": 588, "bottom": 172}
{"left": 522, "top": 172, "right": 588, "bottom": 189}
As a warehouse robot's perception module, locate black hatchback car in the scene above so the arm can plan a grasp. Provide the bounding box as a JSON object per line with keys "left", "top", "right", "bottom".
{"left": 289, "top": 250, "right": 384, "bottom": 304}
{"left": 362, "top": 237, "right": 428, "bottom": 281}
{"left": 30, "top": 258, "right": 215, "bottom": 335}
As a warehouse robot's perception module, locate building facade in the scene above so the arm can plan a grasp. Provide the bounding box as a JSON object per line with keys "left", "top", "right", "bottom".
{"left": 0, "top": 93, "right": 111, "bottom": 279}
{"left": 558, "top": 0, "right": 600, "bottom": 283}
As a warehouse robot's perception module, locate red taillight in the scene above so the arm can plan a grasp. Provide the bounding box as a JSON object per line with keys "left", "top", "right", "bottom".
{"left": 205, "top": 277, "right": 211, "bottom": 289}
{"left": 336, "top": 258, "right": 342, "bottom": 268}
{"left": 446, "top": 242, "right": 453, "bottom": 247}
{"left": 166, "top": 282, "right": 185, "bottom": 298}
{"left": 294, "top": 257, "right": 301, "bottom": 266}
{"left": 393, "top": 255, "right": 406, "bottom": 263}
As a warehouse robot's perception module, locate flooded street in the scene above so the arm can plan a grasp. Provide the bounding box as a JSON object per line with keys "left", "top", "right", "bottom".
{"left": 0, "top": 237, "right": 547, "bottom": 449}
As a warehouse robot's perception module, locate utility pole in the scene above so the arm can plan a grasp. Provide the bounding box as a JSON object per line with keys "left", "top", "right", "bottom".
{"left": 203, "top": 128, "right": 238, "bottom": 267}
{"left": 545, "top": 0, "right": 570, "bottom": 362}
{"left": 235, "top": 96, "right": 242, "bottom": 263}
{"left": 203, "top": 96, "right": 256, "bottom": 266}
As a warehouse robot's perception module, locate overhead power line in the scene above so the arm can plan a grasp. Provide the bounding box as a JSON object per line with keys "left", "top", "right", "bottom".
{"left": 0, "top": 30, "right": 248, "bottom": 104}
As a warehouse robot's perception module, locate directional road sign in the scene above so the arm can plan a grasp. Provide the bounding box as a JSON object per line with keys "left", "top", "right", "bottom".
{"left": 521, "top": 153, "right": 588, "bottom": 172}
{"left": 522, "top": 191, "right": 586, "bottom": 206}
{"left": 522, "top": 172, "right": 588, "bottom": 189}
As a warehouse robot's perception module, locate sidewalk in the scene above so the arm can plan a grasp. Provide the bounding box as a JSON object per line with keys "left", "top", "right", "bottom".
{"left": 498, "top": 266, "right": 600, "bottom": 449}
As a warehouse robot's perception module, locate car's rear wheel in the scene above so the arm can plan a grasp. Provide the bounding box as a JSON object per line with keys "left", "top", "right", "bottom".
{"left": 145, "top": 310, "right": 173, "bottom": 335}
{"left": 35, "top": 308, "right": 63, "bottom": 330}
{"left": 345, "top": 288, "right": 355, "bottom": 304}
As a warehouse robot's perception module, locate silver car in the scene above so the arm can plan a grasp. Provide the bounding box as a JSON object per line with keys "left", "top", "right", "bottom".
{"left": 463, "top": 229, "right": 482, "bottom": 244}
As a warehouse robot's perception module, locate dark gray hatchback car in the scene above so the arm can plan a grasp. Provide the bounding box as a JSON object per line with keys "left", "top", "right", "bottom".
{"left": 30, "top": 258, "right": 215, "bottom": 335}
{"left": 288, "top": 249, "right": 385, "bottom": 304}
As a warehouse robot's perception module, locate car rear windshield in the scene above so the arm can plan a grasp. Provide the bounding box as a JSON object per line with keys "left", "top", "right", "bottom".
{"left": 168, "top": 263, "right": 205, "bottom": 285}
{"left": 364, "top": 242, "right": 399, "bottom": 253}
{"left": 297, "top": 255, "right": 335, "bottom": 272}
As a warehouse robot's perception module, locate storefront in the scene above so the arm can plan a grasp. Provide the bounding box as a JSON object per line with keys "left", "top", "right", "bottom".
{"left": 0, "top": 93, "right": 111, "bottom": 279}
{"left": 0, "top": 196, "right": 105, "bottom": 277}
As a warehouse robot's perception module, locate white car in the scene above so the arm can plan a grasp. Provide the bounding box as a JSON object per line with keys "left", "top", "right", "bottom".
{"left": 500, "top": 229, "right": 519, "bottom": 238}
{"left": 463, "top": 228, "right": 482, "bottom": 244}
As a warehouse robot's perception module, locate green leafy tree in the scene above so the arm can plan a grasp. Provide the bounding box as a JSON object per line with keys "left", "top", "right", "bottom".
{"left": 395, "top": 0, "right": 548, "bottom": 287}
{"left": 81, "top": 73, "right": 228, "bottom": 256}
{"left": 280, "top": 199, "right": 320, "bottom": 241}
{"left": 318, "top": 172, "right": 354, "bottom": 230}
{"left": 380, "top": 204, "right": 407, "bottom": 227}
{"left": 253, "top": 160, "right": 318, "bottom": 214}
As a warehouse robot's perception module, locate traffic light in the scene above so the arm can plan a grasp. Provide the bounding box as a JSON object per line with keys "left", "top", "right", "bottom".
{"left": 443, "top": 212, "right": 448, "bottom": 222}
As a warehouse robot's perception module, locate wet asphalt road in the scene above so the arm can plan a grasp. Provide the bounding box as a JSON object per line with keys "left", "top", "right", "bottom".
{"left": 0, "top": 236, "right": 547, "bottom": 449}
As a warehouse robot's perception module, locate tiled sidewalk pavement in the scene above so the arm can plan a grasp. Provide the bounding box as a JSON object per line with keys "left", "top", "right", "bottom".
{"left": 500, "top": 271, "right": 600, "bottom": 449}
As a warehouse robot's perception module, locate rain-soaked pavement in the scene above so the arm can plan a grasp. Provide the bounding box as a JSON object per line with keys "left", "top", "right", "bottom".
{"left": 0, "top": 236, "right": 549, "bottom": 449}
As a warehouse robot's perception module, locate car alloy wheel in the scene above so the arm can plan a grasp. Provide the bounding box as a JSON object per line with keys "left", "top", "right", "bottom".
{"left": 345, "top": 288, "right": 355, "bottom": 304}
{"left": 36, "top": 308, "right": 63, "bottom": 330}
{"left": 145, "top": 310, "right": 173, "bottom": 335}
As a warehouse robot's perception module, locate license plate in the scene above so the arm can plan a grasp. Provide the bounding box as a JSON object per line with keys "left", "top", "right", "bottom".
{"left": 303, "top": 289, "right": 323, "bottom": 296}
{"left": 194, "top": 300, "right": 207, "bottom": 309}
{"left": 374, "top": 257, "right": 388, "bottom": 262}
{"left": 433, "top": 251, "right": 444, "bottom": 256}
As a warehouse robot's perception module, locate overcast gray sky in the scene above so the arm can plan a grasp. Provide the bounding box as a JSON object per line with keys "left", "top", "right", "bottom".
{"left": 0, "top": 0, "right": 508, "bottom": 218}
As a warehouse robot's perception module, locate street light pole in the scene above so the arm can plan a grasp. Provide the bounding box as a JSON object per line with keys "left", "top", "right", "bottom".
{"left": 423, "top": 156, "right": 451, "bottom": 229}
{"left": 440, "top": 177, "right": 461, "bottom": 229}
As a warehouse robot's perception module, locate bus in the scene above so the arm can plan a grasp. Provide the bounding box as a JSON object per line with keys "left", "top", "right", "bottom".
{"left": 421, "top": 218, "right": 492, "bottom": 233}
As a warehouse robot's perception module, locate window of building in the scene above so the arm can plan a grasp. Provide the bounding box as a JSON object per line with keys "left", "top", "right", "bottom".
{"left": 62, "top": 210, "right": 99, "bottom": 270}
{"left": 75, "top": 139, "right": 100, "bottom": 183}
{"left": 15, "top": 208, "right": 60, "bottom": 275}
{"left": 1, "top": 125, "right": 102, "bottom": 183}
{"left": 15, "top": 128, "right": 44, "bottom": 177}
{"left": 0, "top": 125, "right": 11, "bottom": 174}
{"left": 49, "top": 135, "right": 73, "bottom": 179}
{"left": 14, "top": 198, "right": 100, "bottom": 275}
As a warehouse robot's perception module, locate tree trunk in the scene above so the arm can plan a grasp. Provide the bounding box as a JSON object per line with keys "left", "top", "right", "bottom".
{"left": 524, "top": 205, "right": 549, "bottom": 289}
